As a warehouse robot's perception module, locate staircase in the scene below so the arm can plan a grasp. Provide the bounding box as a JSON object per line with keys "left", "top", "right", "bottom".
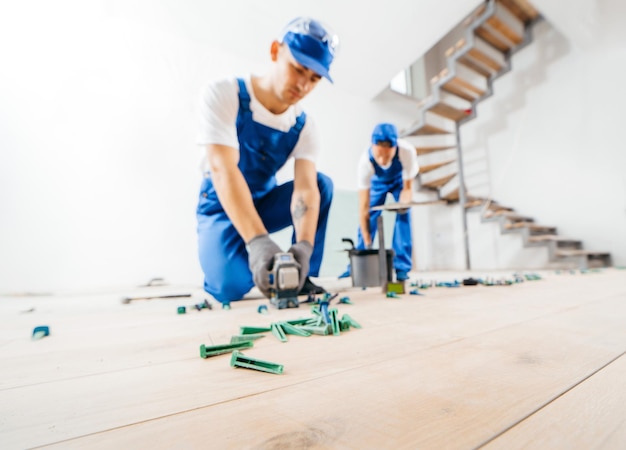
{"left": 390, "top": 0, "right": 612, "bottom": 270}
{"left": 466, "top": 198, "right": 612, "bottom": 269}
{"left": 400, "top": 0, "right": 541, "bottom": 201}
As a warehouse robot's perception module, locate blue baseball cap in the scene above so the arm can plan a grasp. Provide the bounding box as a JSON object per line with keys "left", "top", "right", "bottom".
{"left": 280, "top": 17, "right": 338, "bottom": 83}
{"left": 371, "top": 123, "right": 398, "bottom": 147}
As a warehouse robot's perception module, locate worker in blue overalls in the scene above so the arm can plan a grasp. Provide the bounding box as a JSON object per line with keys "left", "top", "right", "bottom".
{"left": 340, "top": 123, "right": 419, "bottom": 281}
{"left": 195, "top": 17, "right": 339, "bottom": 304}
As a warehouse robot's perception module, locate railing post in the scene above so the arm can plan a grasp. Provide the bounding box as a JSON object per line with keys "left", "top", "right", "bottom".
{"left": 455, "top": 121, "right": 471, "bottom": 270}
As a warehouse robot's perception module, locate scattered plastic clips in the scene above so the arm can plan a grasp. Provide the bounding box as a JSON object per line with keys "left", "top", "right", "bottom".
{"left": 301, "top": 292, "right": 339, "bottom": 305}
{"left": 238, "top": 305, "right": 363, "bottom": 343}
{"left": 177, "top": 299, "right": 212, "bottom": 314}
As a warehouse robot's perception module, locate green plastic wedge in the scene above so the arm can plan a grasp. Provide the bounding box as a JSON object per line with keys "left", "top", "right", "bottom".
{"left": 230, "top": 351, "right": 284, "bottom": 374}
{"left": 200, "top": 340, "right": 253, "bottom": 358}
{"left": 329, "top": 308, "right": 340, "bottom": 336}
{"left": 306, "top": 316, "right": 323, "bottom": 327}
{"left": 271, "top": 323, "right": 288, "bottom": 342}
{"left": 298, "top": 324, "right": 330, "bottom": 336}
{"left": 341, "top": 314, "right": 362, "bottom": 329}
{"left": 285, "top": 318, "right": 311, "bottom": 326}
{"left": 32, "top": 326, "right": 50, "bottom": 340}
{"left": 339, "top": 320, "right": 351, "bottom": 332}
{"left": 279, "top": 322, "right": 311, "bottom": 337}
{"left": 230, "top": 334, "right": 266, "bottom": 344}
{"left": 239, "top": 326, "right": 272, "bottom": 335}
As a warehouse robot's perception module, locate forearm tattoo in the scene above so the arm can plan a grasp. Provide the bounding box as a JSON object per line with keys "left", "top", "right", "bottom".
{"left": 293, "top": 196, "right": 308, "bottom": 220}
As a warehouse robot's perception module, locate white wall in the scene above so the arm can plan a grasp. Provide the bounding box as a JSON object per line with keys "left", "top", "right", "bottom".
{"left": 0, "top": 1, "right": 438, "bottom": 293}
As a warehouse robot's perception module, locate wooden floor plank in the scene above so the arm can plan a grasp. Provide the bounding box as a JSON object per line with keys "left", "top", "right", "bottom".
{"left": 1, "top": 270, "right": 625, "bottom": 449}
{"left": 481, "top": 353, "right": 626, "bottom": 450}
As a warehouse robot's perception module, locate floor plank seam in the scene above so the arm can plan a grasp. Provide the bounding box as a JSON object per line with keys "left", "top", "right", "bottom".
{"left": 0, "top": 356, "right": 198, "bottom": 392}
{"left": 25, "top": 377, "right": 323, "bottom": 449}
{"left": 474, "top": 350, "right": 626, "bottom": 449}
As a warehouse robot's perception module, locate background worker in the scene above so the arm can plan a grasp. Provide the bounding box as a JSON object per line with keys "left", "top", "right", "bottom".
{"left": 341, "top": 123, "right": 419, "bottom": 281}
{"left": 195, "top": 17, "right": 339, "bottom": 304}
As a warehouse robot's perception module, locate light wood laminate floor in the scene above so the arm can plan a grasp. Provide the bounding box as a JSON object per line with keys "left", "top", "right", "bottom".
{"left": 1, "top": 269, "right": 625, "bottom": 449}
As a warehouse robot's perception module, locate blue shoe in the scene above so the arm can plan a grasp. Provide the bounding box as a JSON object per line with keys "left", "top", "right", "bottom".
{"left": 396, "top": 271, "right": 409, "bottom": 281}
{"left": 338, "top": 269, "right": 351, "bottom": 279}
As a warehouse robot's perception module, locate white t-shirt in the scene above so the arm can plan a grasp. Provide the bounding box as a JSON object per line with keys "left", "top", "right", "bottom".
{"left": 356, "top": 138, "right": 420, "bottom": 190}
{"left": 196, "top": 76, "right": 319, "bottom": 173}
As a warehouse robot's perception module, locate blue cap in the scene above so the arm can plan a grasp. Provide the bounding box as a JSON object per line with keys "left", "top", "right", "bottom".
{"left": 371, "top": 123, "right": 398, "bottom": 147}
{"left": 281, "top": 17, "right": 338, "bottom": 83}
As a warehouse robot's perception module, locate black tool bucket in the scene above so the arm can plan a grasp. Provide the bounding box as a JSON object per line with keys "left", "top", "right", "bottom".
{"left": 342, "top": 238, "right": 393, "bottom": 288}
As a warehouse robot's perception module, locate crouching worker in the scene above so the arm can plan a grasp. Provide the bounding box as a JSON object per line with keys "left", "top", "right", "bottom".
{"left": 340, "top": 123, "right": 419, "bottom": 282}
{"left": 195, "top": 17, "right": 340, "bottom": 304}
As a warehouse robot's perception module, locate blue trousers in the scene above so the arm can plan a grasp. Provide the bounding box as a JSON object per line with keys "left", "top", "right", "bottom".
{"left": 197, "top": 173, "right": 333, "bottom": 302}
{"left": 356, "top": 182, "right": 412, "bottom": 274}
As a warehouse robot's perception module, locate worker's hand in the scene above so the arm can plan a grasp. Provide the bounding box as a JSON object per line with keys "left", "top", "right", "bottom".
{"left": 247, "top": 234, "right": 282, "bottom": 298}
{"left": 288, "top": 240, "right": 313, "bottom": 291}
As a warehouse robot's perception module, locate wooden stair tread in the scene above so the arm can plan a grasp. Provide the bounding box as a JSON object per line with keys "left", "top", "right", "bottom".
{"left": 484, "top": 210, "right": 533, "bottom": 221}
{"left": 464, "top": 200, "right": 514, "bottom": 211}
{"left": 409, "top": 123, "right": 452, "bottom": 136}
{"left": 528, "top": 235, "right": 579, "bottom": 243}
{"left": 421, "top": 173, "right": 455, "bottom": 189}
{"left": 441, "top": 82, "right": 478, "bottom": 102}
{"left": 555, "top": 249, "right": 611, "bottom": 257}
{"left": 430, "top": 102, "right": 470, "bottom": 122}
{"left": 465, "top": 199, "right": 484, "bottom": 208}
{"left": 443, "top": 189, "right": 460, "bottom": 201}
{"left": 465, "top": 48, "right": 504, "bottom": 71}
{"left": 414, "top": 145, "right": 457, "bottom": 155}
{"left": 498, "top": 0, "right": 540, "bottom": 22}
{"left": 457, "top": 55, "right": 498, "bottom": 77}
{"left": 487, "top": 204, "right": 514, "bottom": 212}
{"left": 445, "top": 77, "right": 486, "bottom": 98}
{"left": 475, "top": 26, "right": 512, "bottom": 52}
{"left": 485, "top": 15, "right": 523, "bottom": 46}
{"left": 505, "top": 222, "right": 555, "bottom": 231}
{"left": 420, "top": 159, "right": 457, "bottom": 173}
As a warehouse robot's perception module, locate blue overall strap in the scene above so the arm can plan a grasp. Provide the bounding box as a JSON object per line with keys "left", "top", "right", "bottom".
{"left": 234, "top": 77, "right": 308, "bottom": 199}
{"left": 292, "top": 112, "right": 306, "bottom": 132}
{"left": 236, "top": 78, "right": 250, "bottom": 112}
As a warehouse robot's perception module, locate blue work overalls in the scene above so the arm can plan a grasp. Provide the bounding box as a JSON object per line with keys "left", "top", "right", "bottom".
{"left": 356, "top": 147, "right": 412, "bottom": 275}
{"left": 197, "top": 79, "right": 333, "bottom": 303}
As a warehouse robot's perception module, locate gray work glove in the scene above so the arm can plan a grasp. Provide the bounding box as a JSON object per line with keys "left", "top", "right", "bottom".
{"left": 288, "top": 240, "right": 313, "bottom": 291}
{"left": 247, "top": 234, "right": 282, "bottom": 298}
